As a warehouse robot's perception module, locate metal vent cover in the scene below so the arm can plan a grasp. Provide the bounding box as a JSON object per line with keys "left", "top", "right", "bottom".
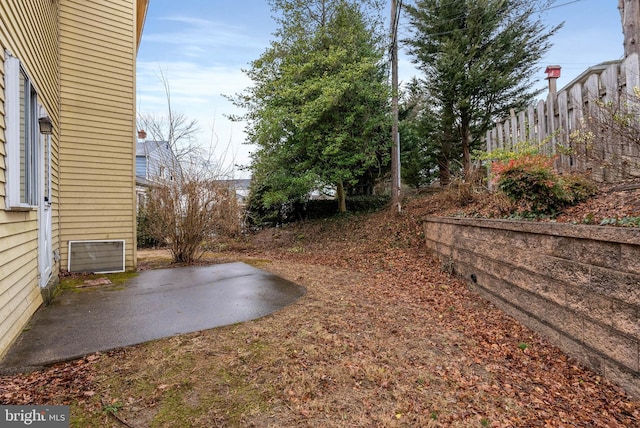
{"left": 68, "top": 240, "right": 125, "bottom": 273}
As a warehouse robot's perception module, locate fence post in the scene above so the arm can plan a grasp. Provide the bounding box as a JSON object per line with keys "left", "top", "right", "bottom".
{"left": 536, "top": 99, "right": 546, "bottom": 148}
{"left": 511, "top": 117, "right": 517, "bottom": 150}
{"left": 569, "top": 83, "right": 585, "bottom": 171}
{"left": 481, "top": 57, "right": 640, "bottom": 182}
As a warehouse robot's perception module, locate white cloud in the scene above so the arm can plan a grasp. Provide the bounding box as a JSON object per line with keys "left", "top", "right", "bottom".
{"left": 136, "top": 60, "right": 256, "bottom": 178}
{"left": 141, "top": 15, "right": 268, "bottom": 64}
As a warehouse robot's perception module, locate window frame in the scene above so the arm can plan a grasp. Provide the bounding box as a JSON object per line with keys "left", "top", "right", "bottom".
{"left": 5, "top": 53, "right": 40, "bottom": 210}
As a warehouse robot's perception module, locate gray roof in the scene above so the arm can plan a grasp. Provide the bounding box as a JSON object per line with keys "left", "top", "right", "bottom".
{"left": 136, "top": 140, "right": 170, "bottom": 156}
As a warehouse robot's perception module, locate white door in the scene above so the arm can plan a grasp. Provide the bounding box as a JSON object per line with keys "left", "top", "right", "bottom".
{"left": 38, "top": 130, "right": 52, "bottom": 288}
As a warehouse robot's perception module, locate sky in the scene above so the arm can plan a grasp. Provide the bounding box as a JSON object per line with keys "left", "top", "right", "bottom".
{"left": 136, "top": 0, "right": 624, "bottom": 178}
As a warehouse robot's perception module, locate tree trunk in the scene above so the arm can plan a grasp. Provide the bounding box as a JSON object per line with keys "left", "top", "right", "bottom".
{"left": 439, "top": 102, "right": 455, "bottom": 186}
{"left": 619, "top": 0, "right": 640, "bottom": 58}
{"left": 390, "top": 0, "right": 401, "bottom": 212}
{"left": 438, "top": 154, "right": 451, "bottom": 186}
{"left": 461, "top": 110, "right": 472, "bottom": 178}
{"left": 336, "top": 181, "right": 347, "bottom": 213}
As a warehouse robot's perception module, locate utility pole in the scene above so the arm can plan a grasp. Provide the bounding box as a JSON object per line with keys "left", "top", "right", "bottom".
{"left": 619, "top": 0, "right": 640, "bottom": 58}
{"left": 390, "top": 0, "right": 401, "bottom": 213}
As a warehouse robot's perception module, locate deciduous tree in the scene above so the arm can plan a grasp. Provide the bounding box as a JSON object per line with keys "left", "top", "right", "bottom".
{"left": 138, "top": 75, "right": 241, "bottom": 263}
{"left": 137, "top": 70, "right": 200, "bottom": 172}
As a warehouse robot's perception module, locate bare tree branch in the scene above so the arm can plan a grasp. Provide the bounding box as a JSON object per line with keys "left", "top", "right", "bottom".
{"left": 137, "top": 70, "right": 200, "bottom": 164}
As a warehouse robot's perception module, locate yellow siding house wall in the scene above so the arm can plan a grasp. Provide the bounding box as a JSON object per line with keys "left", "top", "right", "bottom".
{"left": 0, "top": 0, "right": 60, "bottom": 362}
{"left": 0, "top": 0, "right": 147, "bottom": 359}
{"left": 58, "top": 0, "right": 138, "bottom": 270}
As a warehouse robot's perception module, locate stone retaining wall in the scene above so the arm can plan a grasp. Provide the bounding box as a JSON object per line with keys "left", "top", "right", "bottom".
{"left": 423, "top": 217, "right": 640, "bottom": 398}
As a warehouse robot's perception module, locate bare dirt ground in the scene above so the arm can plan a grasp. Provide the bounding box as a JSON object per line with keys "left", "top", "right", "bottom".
{"left": 1, "top": 184, "right": 639, "bottom": 427}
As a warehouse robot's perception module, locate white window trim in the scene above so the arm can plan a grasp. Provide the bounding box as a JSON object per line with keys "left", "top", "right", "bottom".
{"left": 4, "top": 52, "right": 38, "bottom": 211}
{"left": 5, "top": 54, "right": 23, "bottom": 209}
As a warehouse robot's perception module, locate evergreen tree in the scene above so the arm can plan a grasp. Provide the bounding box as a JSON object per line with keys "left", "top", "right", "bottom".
{"left": 399, "top": 78, "right": 439, "bottom": 188}
{"left": 230, "top": 0, "right": 390, "bottom": 213}
{"left": 404, "top": 0, "right": 561, "bottom": 180}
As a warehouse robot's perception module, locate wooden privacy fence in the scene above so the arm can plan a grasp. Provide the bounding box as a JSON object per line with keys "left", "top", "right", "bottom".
{"left": 485, "top": 53, "right": 640, "bottom": 182}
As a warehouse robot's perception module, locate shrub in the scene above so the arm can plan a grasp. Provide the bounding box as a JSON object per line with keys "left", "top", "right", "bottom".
{"left": 559, "top": 174, "right": 598, "bottom": 205}
{"left": 492, "top": 154, "right": 567, "bottom": 215}
{"left": 346, "top": 195, "right": 390, "bottom": 212}
{"left": 136, "top": 210, "right": 162, "bottom": 249}
{"left": 144, "top": 178, "right": 242, "bottom": 264}
{"left": 247, "top": 195, "right": 390, "bottom": 227}
{"left": 491, "top": 154, "right": 598, "bottom": 217}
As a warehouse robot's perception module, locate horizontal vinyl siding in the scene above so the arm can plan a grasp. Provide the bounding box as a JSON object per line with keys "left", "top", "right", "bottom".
{"left": 60, "top": 105, "right": 135, "bottom": 126}
{"left": 62, "top": 224, "right": 135, "bottom": 237}
{"left": 60, "top": 48, "right": 133, "bottom": 80}
{"left": 0, "top": 0, "right": 58, "bottom": 359}
{"left": 0, "top": 280, "right": 41, "bottom": 361}
{"left": 0, "top": 1, "right": 59, "bottom": 104}
{"left": 60, "top": 12, "right": 131, "bottom": 45}
{"left": 59, "top": 0, "right": 136, "bottom": 271}
{"left": 0, "top": 238, "right": 40, "bottom": 357}
{"left": 0, "top": 218, "right": 37, "bottom": 246}
{"left": 62, "top": 84, "right": 135, "bottom": 106}
{"left": 136, "top": 157, "right": 146, "bottom": 177}
{"left": 58, "top": 81, "right": 134, "bottom": 107}
{"left": 0, "top": 235, "right": 37, "bottom": 296}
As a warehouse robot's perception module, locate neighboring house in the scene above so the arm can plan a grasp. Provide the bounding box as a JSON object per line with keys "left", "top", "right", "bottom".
{"left": 220, "top": 178, "right": 251, "bottom": 205}
{"left": 0, "top": 1, "right": 148, "bottom": 358}
{"left": 136, "top": 140, "right": 179, "bottom": 181}
{"left": 135, "top": 140, "right": 180, "bottom": 209}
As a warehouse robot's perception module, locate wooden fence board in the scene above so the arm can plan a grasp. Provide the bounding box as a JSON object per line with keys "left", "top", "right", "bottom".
{"left": 484, "top": 55, "right": 640, "bottom": 182}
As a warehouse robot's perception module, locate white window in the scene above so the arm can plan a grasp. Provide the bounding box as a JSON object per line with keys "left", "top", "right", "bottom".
{"left": 5, "top": 53, "right": 40, "bottom": 209}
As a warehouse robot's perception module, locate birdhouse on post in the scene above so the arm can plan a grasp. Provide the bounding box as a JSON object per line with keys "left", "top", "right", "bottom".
{"left": 545, "top": 65, "right": 561, "bottom": 95}
{"left": 545, "top": 65, "right": 561, "bottom": 79}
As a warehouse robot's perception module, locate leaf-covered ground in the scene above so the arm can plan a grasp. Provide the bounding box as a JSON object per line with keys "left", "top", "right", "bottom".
{"left": 1, "top": 187, "right": 639, "bottom": 427}
{"left": 412, "top": 179, "right": 640, "bottom": 225}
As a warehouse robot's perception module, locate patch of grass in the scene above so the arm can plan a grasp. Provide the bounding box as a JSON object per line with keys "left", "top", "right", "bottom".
{"left": 102, "top": 400, "right": 123, "bottom": 415}
{"left": 136, "top": 248, "right": 174, "bottom": 269}
{"left": 242, "top": 258, "right": 272, "bottom": 268}
{"left": 204, "top": 368, "right": 272, "bottom": 425}
{"left": 92, "top": 331, "right": 276, "bottom": 427}
{"left": 58, "top": 272, "right": 138, "bottom": 293}
{"left": 581, "top": 212, "right": 597, "bottom": 224}
{"left": 69, "top": 399, "right": 106, "bottom": 428}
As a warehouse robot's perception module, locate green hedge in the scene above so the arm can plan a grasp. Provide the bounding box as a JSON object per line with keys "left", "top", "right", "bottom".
{"left": 248, "top": 195, "right": 391, "bottom": 227}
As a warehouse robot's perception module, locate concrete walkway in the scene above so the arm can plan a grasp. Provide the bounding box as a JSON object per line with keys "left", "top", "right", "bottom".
{"left": 0, "top": 262, "right": 306, "bottom": 373}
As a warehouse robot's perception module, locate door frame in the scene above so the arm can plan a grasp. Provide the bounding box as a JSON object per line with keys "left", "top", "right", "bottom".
{"left": 38, "top": 110, "right": 53, "bottom": 289}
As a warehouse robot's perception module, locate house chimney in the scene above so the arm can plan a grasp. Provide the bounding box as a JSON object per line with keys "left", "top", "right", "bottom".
{"left": 137, "top": 129, "right": 147, "bottom": 140}
{"left": 545, "top": 65, "right": 561, "bottom": 95}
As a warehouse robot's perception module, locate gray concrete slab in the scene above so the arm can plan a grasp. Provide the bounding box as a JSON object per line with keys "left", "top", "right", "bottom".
{"left": 0, "top": 262, "right": 306, "bottom": 373}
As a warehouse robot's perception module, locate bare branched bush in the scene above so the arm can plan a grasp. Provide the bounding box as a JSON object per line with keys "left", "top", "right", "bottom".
{"left": 434, "top": 162, "right": 488, "bottom": 208}
{"left": 137, "top": 71, "right": 243, "bottom": 263}
{"left": 143, "top": 175, "right": 241, "bottom": 264}
{"left": 570, "top": 87, "right": 640, "bottom": 180}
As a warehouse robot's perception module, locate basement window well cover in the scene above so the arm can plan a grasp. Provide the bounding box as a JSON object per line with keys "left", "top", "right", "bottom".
{"left": 68, "top": 240, "right": 125, "bottom": 273}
